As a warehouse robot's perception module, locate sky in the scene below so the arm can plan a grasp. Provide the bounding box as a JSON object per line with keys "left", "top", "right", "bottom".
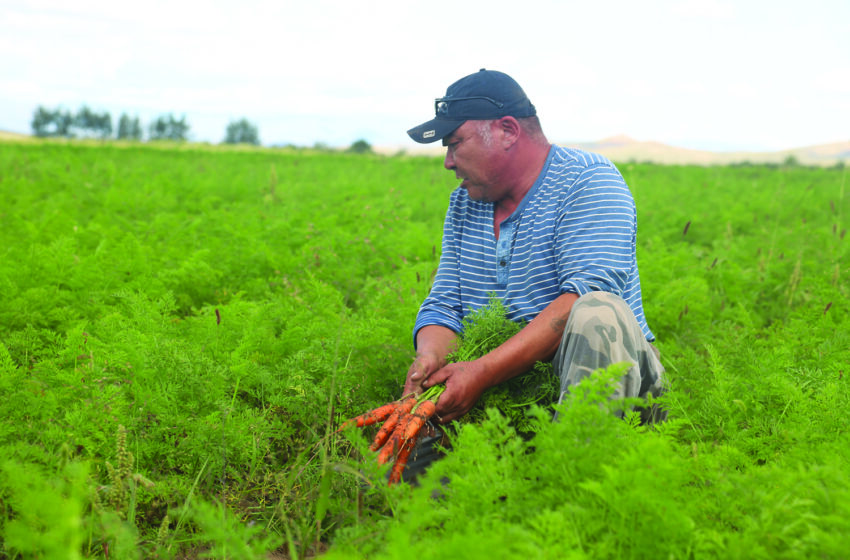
{"left": 1, "top": 0, "right": 848, "bottom": 152}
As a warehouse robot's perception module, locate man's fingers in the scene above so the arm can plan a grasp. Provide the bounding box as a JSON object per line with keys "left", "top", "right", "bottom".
{"left": 407, "top": 358, "right": 434, "bottom": 384}
{"left": 410, "top": 369, "right": 430, "bottom": 383}
{"left": 435, "top": 407, "right": 459, "bottom": 424}
{"left": 422, "top": 368, "right": 449, "bottom": 388}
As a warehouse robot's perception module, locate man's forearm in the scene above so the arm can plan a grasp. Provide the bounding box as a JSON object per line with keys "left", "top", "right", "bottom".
{"left": 414, "top": 324, "right": 459, "bottom": 360}
{"left": 405, "top": 325, "right": 459, "bottom": 395}
{"left": 475, "top": 292, "right": 579, "bottom": 390}
{"left": 418, "top": 292, "right": 579, "bottom": 421}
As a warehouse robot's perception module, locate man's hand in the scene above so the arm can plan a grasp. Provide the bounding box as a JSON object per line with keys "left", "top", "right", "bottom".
{"left": 404, "top": 325, "right": 458, "bottom": 396}
{"left": 421, "top": 360, "right": 488, "bottom": 423}
{"left": 403, "top": 350, "right": 445, "bottom": 396}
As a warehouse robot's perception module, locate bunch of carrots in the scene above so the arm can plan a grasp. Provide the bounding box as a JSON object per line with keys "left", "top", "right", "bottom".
{"left": 339, "top": 385, "right": 444, "bottom": 485}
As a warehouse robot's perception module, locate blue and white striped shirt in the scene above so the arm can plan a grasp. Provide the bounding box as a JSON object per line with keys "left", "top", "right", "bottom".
{"left": 414, "top": 145, "right": 654, "bottom": 343}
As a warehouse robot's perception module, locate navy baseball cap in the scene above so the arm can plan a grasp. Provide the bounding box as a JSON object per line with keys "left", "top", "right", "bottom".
{"left": 407, "top": 69, "right": 537, "bottom": 144}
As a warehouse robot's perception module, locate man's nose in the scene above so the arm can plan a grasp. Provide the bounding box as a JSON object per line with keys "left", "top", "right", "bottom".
{"left": 444, "top": 149, "right": 455, "bottom": 170}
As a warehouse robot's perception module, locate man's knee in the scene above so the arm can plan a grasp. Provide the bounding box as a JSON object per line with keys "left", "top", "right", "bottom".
{"left": 566, "top": 291, "right": 633, "bottom": 340}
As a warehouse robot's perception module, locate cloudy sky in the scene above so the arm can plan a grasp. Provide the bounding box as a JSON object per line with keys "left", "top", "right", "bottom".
{"left": 2, "top": 0, "right": 848, "bottom": 151}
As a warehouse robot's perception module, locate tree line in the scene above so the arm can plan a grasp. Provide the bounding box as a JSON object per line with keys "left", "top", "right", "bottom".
{"left": 30, "top": 105, "right": 260, "bottom": 145}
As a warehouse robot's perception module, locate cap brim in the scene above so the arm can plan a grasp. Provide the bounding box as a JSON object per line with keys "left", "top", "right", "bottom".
{"left": 406, "top": 118, "right": 465, "bottom": 144}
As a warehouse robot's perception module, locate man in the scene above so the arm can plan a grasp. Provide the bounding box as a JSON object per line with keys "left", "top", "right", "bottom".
{"left": 403, "top": 69, "right": 666, "bottom": 428}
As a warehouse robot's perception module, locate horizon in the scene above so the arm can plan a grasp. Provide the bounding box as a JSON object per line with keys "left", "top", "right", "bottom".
{"left": 2, "top": 0, "right": 848, "bottom": 152}
{"left": 3, "top": 125, "right": 846, "bottom": 151}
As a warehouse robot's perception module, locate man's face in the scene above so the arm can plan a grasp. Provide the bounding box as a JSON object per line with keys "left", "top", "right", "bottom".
{"left": 442, "top": 120, "right": 503, "bottom": 202}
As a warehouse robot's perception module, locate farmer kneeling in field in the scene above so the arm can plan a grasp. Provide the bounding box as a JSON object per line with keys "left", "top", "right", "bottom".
{"left": 400, "top": 70, "right": 667, "bottom": 476}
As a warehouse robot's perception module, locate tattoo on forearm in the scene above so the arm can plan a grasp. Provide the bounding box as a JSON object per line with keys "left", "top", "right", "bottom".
{"left": 550, "top": 317, "right": 568, "bottom": 332}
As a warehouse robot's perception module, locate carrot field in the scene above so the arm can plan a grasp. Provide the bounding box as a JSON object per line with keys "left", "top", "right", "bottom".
{"left": 0, "top": 141, "right": 848, "bottom": 559}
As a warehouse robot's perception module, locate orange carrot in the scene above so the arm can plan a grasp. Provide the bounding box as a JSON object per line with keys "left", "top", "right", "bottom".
{"left": 369, "top": 396, "right": 416, "bottom": 451}
{"left": 377, "top": 412, "right": 414, "bottom": 465}
{"left": 388, "top": 439, "right": 415, "bottom": 485}
{"left": 338, "top": 401, "right": 397, "bottom": 431}
{"left": 403, "top": 399, "right": 437, "bottom": 441}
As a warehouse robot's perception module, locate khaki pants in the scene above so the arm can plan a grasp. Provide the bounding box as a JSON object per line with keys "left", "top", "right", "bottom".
{"left": 552, "top": 291, "right": 667, "bottom": 424}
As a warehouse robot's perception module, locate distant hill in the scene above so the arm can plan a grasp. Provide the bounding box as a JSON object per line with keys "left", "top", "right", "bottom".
{"left": 382, "top": 134, "right": 849, "bottom": 166}
{"left": 563, "top": 135, "right": 850, "bottom": 167}
{"left": 0, "top": 129, "right": 32, "bottom": 141}
{"left": 5, "top": 129, "right": 847, "bottom": 166}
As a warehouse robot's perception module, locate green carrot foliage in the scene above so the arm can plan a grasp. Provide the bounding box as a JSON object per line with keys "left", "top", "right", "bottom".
{"left": 447, "top": 295, "right": 559, "bottom": 432}
{"left": 0, "top": 141, "right": 847, "bottom": 558}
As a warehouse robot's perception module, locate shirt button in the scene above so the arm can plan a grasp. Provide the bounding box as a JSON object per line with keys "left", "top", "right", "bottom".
{"left": 500, "top": 260, "right": 506, "bottom": 266}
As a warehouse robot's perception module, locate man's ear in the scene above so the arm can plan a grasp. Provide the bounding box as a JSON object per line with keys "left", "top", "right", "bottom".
{"left": 498, "top": 116, "right": 521, "bottom": 149}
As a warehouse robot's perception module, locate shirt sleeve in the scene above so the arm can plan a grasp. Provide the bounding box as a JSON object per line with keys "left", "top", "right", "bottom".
{"left": 556, "top": 163, "right": 636, "bottom": 297}
{"left": 412, "top": 190, "right": 466, "bottom": 347}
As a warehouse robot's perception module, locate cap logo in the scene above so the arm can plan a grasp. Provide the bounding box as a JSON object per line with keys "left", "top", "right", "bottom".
{"left": 423, "top": 130, "right": 436, "bottom": 139}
